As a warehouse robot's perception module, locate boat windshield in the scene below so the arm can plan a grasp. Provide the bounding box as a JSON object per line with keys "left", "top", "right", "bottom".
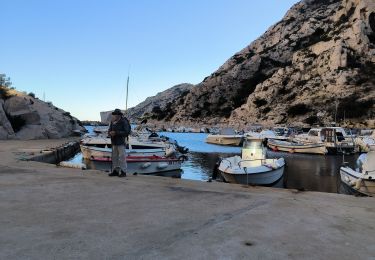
{"left": 243, "top": 140, "right": 263, "bottom": 149}
{"left": 242, "top": 139, "right": 265, "bottom": 162}
{"left": 220, "top": 128, "right": 236, "bottom": 135}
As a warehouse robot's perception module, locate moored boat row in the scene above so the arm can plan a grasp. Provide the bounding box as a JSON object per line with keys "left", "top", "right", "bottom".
{"left": 205, "top": 126, "right": 360, "bottom": 155}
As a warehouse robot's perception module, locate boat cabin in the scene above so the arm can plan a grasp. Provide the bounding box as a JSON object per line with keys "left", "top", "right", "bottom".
{"left": 241, "top": 138, "right": 266, "bottom": 167}
{"left": 306, "top": 127, "right": 351, "bottom": 143}
{"left": 297, "top": 127, "right": 355, "bottom": 154}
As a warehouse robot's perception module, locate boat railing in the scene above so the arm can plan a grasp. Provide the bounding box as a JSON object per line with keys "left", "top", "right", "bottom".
{"left": 220, "top": 158, "right": 233, "bottom": 167}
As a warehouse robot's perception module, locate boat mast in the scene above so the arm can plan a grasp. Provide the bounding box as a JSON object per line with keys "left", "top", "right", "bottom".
{"left": 125, "top": 67, "right": 130, "bottom": 113}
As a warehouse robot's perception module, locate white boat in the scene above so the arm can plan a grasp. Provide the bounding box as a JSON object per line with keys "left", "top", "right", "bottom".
{"left": 295, "top": 127, "right": 355, "bottom": 154}
{"left": 244, "top": 129, "right": 288, "bottom": 141}
{"left": 355, "top": 130, "right": 375, "bottom": 153}
{"left": 92, "top": 155, "right": 184, "bottom": 175}
{"left": 206, "top": 128, "right": 243, "bottom": 146}
{"left": 80, "top": 133, "right": 174, "bottom": 160}
{"left": 340, "top": 145, "right": 375, "bottom": 196}
{"left": 218, "top": 138, "right": 285, "bottom": 185}
{"left": 267, "top": 139, "right": 327, "bottom": 155}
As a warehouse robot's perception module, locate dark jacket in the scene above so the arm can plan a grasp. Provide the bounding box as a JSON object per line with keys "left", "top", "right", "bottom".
{"left": 108, "top": 117, "right": 130, "bottom": 145}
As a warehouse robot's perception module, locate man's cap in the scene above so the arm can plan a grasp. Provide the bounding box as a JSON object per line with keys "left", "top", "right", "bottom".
{"left": 112, "top": 109, "right": 123, "bottom": 115}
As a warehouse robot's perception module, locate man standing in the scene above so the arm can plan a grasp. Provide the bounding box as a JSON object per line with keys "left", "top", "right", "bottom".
{"left": 108, "top": 109, "right": 131, "bottom": 177}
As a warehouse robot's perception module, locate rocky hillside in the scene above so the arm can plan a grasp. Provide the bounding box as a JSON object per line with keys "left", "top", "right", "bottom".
{"left": 148, "top": 0, "right": 375, "bottom": 128}
{"left": 0, "top": 86, "right": 85, "bottom": 139}
{"left": 127, "top": 83, "right": 194, "bottom": 121}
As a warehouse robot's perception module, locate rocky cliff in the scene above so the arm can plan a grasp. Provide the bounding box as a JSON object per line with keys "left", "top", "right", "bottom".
{"left": 127, "top": 83, "right": 194, "bottom": 121}
{"left": 0, "top": 87, "right": 85, "bottom": 139}
{"left": 148, "top": 0, "right": 375, "bottom": 128}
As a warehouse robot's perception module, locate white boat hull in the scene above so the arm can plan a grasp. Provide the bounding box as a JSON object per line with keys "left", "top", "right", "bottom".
{"left": 218, "top": 157, "right": 285, "bottom": 185}
{"left": 340, "top": 167, "right": 375, "bottom": 197}
{"left": 80, "top": 145, "right": 166, "bottom": 160}
{"left": 220, "top": 166, "right": 284, "bottom": 185}
{"left": 206, "top": 135, "right": 243, "bottom": 146}
{"left": 267, "top": 140, "right": 327, "bottom": 155}
{"left": 91, "top": 156, "right": 183, "bottom": 175}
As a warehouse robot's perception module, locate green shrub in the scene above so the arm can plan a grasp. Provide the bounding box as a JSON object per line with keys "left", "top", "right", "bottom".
{"left": 286, "top": 93, "right": 297, "bottom": 101}
{"left": 304, "top": 115, "right": 319, "bottom": 125}
{"left": 0, "top": 86, "right": 11, "bottom": 99}
{"left": 262, "top": 107, "right": 271, "bottom": 114}
{"left": 287, "top": 103, "right": 311, "bottom": 116}
{"left": 338, "top": 95, "right": 374, "bottom": 118}
{"left": 253, "top": 98, "right": 268, "bottom": 108}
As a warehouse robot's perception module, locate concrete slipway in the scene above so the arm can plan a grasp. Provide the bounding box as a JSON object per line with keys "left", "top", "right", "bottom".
{"left": 0, "top": 139, "right": 375, "bottom": 259}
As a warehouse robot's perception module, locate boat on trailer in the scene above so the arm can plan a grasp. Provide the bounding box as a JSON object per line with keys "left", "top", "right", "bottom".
{"left": 218, "top": 138, "right": 285, "bottom": 185}
{"left": 340, "top": 145, "right": 375, "bottom": 196}
{"left": 267, "top": 139, "right": 327, "bottom": 155}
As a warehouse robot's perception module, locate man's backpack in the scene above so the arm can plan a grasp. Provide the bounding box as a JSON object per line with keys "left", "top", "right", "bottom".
{"left": 123, "top": 117, "right": 131, "bottom": 137}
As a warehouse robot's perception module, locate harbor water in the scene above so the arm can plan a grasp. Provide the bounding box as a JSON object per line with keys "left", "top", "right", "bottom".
{"left": 71, "top": 127, "right": 360, "bottom": 194}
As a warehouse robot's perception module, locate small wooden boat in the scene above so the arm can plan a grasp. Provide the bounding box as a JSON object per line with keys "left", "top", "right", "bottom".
{"left": 92, "top": 155, "right": 185, "bottom": 175}
{"left": 218, "top": 138, "right": 285, "bottom": 185}
{"left": 267, "top": 139, "right": 327, "bottom": 155}
{"left": 340, "top": 146, "right": 375, "bottom": 196}
{"left": 206, "top": 128, "right": 243, "bottom": 146}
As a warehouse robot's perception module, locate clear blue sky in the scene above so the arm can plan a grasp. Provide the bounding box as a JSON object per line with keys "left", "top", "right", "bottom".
{"left": 1, "top": 0, "right": 299, "bottom": 121}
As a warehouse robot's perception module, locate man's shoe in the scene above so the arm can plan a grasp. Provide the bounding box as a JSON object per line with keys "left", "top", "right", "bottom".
{"left": 108, "top": 170, "right": 118, "bottom": 177}
{"left": 118, "top": 171, "right": 127, "bottom": 177}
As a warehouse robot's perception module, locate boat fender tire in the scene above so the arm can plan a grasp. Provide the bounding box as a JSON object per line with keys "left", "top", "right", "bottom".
{"left": 157, "top": 162, "right": 169, "bottom": 169}
{"left": 141, "top": 162, "right": 152, "bottom": 169}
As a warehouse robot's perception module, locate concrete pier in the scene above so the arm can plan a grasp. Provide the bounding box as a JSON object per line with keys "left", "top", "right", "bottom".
{"left": 1, "top": 139, "right": 375, "bottom": 259}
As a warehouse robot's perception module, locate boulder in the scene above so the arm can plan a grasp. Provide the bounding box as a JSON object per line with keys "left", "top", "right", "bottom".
{"left": 15, "top": 125, "right": 47, "bottom": 140}
{"left": 0, "top": 93, "right": 85, "bottom": 140}
{"left": 0, "top": 99, "right": 15, "bottom": 139}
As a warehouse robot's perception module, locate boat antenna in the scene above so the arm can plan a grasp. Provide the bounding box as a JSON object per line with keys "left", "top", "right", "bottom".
{"left": 125, "top": 65, "right": 130, "bottom": 113}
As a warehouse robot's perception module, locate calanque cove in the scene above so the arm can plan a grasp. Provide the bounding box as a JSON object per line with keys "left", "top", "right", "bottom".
{"left": 1, "top": 0, "right": 375, "bottom": 259}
